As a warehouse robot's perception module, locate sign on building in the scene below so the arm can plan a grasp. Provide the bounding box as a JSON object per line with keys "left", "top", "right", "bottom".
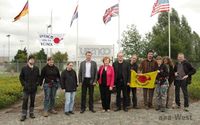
{"left": 78, "top": 45, "right": 114, "bottom": 61}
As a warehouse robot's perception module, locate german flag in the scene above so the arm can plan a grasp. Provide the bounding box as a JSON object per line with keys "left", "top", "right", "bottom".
{"left": 13, "top": 1, "right": 28, "bottom": 22}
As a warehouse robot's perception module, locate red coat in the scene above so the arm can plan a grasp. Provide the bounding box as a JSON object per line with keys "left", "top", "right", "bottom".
{"left": 97, "top": 65, "right": 114, "bottom": 88}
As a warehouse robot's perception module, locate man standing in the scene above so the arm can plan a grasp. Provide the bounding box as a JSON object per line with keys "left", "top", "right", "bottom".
{"left": 127, "top": 54, "right": 138, "bottom": 109}
{"left": 113, "top": 52, "right": 130, "bottom": 112}
{"left": 79, "top": 51, "right": 97, "bottom": 113}
{"left": 174, "top": 53, "right": 196, "bottom": 111}
{"left": 19, "top": 55, "right": 40, "bottom": 121}
{"left": 139, "top": 50, "right": 158, "bottom": 109}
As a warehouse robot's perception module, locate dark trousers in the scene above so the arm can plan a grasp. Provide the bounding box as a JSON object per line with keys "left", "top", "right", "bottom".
{"left": 116, "top": 82, "right": 127, "bottom": 109}
{"left": 99, "top": 85, "right": 111, "bottom": 110}
{"left": 127, "top": 86, "right": 137, "bottom": 107}
{"left": 22, "top": 91, "right": 36, "bottom": 116}
{"left": 174, "top": 80, "right": 189, "bottom": 107}
{"left": 143, "top": 88, "right": 154, "bottom": 107}
{"left": 81, "top": 78, "right": 94, "bottom": 110}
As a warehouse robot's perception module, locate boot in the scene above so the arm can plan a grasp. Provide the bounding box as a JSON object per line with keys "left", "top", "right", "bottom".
{"left": 29, "top": 107, "right": 35, "bottom": 118}
{"left": 20, "top": 116, "right": 26, "bottom": 121}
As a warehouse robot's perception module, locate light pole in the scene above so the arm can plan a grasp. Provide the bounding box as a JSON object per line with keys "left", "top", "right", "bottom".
{"left": 6, "top": 34, "right": 10, "bottom": 62}
{"left": 46, "top": 25, "right": 52, "bottom": 57}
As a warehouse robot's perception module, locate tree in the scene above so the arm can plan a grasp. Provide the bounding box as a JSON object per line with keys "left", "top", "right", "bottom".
{"left": 13, "top": 48, "right": 28, "bottom": 62}
{"left": 33, "top": 48, "right": 47, "bottom": 62}
{"left": 52, "top": 51, "right": 68, "bottom": 63}
{"left": 121, "top": 24, "right": 148, "bottom": 58}
{"left": 148, "top": 8, "right": 195, "bottom": 59}
{"left": 192, "top": 31, "right": 200, "bottom": 61}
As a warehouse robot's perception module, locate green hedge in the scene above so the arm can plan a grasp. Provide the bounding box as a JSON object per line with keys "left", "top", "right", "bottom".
{"left": 0, "top": 76, "right": 22, "bottom": 108}
{"left": 188, "top": 69, "right": 200, "bottom": 100}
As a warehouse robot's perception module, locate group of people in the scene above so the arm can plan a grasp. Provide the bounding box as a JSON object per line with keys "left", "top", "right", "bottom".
{"left": 19, "top": 50, "right": 196, "bottom": 122}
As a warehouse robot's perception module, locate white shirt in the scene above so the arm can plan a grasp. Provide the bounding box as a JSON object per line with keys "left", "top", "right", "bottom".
{"left": 85, "top": 61, "right": 91, "bottom": 78}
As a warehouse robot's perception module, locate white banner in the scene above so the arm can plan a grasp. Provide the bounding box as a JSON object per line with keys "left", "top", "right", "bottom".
{"left": 39, "top": 33, "right": 64, "bottom": 48}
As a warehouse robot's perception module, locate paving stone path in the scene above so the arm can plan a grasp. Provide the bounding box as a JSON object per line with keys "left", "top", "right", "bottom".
{"left": 0, "top": 87, "right": 199, "bottom": 125}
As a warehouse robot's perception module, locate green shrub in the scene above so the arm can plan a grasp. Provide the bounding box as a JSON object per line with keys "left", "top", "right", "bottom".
{"left": 0, "top": 76, "right": 22, "bottom": 109}
{"left": 188, "top": 68, "right": 200, "bottom": 100}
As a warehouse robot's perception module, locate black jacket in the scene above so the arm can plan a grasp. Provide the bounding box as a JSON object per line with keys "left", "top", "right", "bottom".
{"left": 156, "top": 64, "right": 169, "bottom": 84}
{"left": 174, "top": 60, "right": 196, "bottom": 84}
{"left": 61, "top": 69, "right": 78, "bottom": 92}
{"left": 130, "top": 62, "right": 138, "bottom": 72}
{"left": 40, "top": 64, "right": 60, "bottom": 85}
{"left": 19, "top": 65, "right": 40, "bottom": 92}
{"left": 113, "top": 60, "right": 130, "bottom": 85}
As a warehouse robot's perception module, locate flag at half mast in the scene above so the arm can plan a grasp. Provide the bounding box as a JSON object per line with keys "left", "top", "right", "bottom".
{"left": 70, "top": 4, "right": 78, "bottom": 27}
{"left": 103, "top": 3, "right": 119, "bottom": 24}
{"left": 151, "top": 0, "right": 170, "bottom": 17}
{"left": 13, "top": 1, "right": 29, "bottom": 22}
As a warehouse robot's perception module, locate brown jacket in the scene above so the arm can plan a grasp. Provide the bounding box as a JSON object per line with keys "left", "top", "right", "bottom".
{"left": 139, "top": 59, "right": 158, "bottom": 73}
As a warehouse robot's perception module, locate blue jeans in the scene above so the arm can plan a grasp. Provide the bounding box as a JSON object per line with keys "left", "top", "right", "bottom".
{"left": 64, "top": 92, "right": 76, "bottom": 112}
{"left": 43, "top": 83, "right": 58, "bottom": 112}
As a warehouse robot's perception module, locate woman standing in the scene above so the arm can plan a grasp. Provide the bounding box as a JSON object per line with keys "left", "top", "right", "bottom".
{"left": 163, "top": 56, "right": 175, "bottom": 108}
{"left": 40, "top": 57, "right": 60, "bottom": 117}
{"left": 61, "top": 62, "right": 78, "bottom": 116}
{"left": 97, "top": 57, "right": 114, "bottom": 112}
{"left": 155, "top": 56, "right": 169, "bottom": 112}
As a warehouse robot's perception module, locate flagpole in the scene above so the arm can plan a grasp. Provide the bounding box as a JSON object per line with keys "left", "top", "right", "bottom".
{"left": 118, "top": 0, "right": 121, "bottom": 52}
{"left": 76, "top": 3, "right": 79, "bottom": 75}
{"left": 168, "top": 10, "right": 171, "bottom": 58}
{"left": 50, "top": 9, "right": 53, "bottom": 57}
{"left": 27, "top": 0, "right": 30, "bottom": 56}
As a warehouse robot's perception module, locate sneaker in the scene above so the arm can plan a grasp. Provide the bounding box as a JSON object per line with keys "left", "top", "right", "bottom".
{"left": 43, "top": 111, "right": 48, "bottom": 117}
{"left": 20, "top": 116, "right": 26, "bottom": 122}
{"left": 174, "top": 105, "right": 181, "bottom": 109}
{"left": 184, "top": 107, "right": 189, "bottom": 112}
{"left": 49, "top": 109, "right": 58, "bottom": 114}
{"left": 155, "top": 106, "right": 161, "bottom": 111}
{"left": 101, "top": 109, "right": 106, "bottom": 113}
{"left": 160, "top": 108, "right": 166, "bottom": 112}
{"left": 29, "top": 113, "right": 36, "bottom": 118}
{"left": 65, "top": 112, "right": 70, "bottom": 116}
{"left": 107, "top": 109, "right": 111, "bottom": 112}
{"left": 69, "top": 111, "right": 75, "bottom": 114}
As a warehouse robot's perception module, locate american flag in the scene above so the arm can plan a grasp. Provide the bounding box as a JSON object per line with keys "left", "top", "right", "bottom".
{"left": 70, "top": 4, "right": 78, "bottom": 27}
{"left": 151, "top": 0, "right": 170, "bottom": 17}
{"left": 103, "top": 4, "right": 119, "bottom": 24}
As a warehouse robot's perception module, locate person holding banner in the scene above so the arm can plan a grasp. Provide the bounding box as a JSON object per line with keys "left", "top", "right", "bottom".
{"left": 163, "top": 56, "right": 175, "bottom": 108}
{"left": 97, "top": 57, "right": 114, "bottom": 112}
{"left": 113, "top": 52, "right": 130, "bottom": 112}
{"left": 138, "top": 50, "right": 158, "bottom": 109}
{"left": 40, "top": 57, "right": 61, "bottom": 117}
{"left": 155, "top": 56, "right": 169, "bottom": 112}
{"left": 127, "top": 54, "right": 138, "bottom": 109}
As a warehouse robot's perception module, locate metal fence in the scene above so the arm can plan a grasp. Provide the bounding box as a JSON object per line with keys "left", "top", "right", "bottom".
{"left": 0, "top": 60, "right": 199, "bottom": 75}
{"left": 0, "top": 61, "right": 77, "bottom": 74}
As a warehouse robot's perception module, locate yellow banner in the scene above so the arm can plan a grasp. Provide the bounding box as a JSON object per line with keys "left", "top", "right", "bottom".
{"left": 130, "top": 70, "right": 158, "bottom": 89}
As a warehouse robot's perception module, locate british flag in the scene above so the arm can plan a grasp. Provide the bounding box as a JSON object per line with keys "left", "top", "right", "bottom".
{"left": 103, "top": 4, "right": 119, "bottom": 24}
{"left": 151, "top": 0, "right": 170, "bottom": 17}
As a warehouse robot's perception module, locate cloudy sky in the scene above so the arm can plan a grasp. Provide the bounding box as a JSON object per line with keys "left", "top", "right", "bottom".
{"left": 0, "top": 0, "right": 199, "bottom": 60}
